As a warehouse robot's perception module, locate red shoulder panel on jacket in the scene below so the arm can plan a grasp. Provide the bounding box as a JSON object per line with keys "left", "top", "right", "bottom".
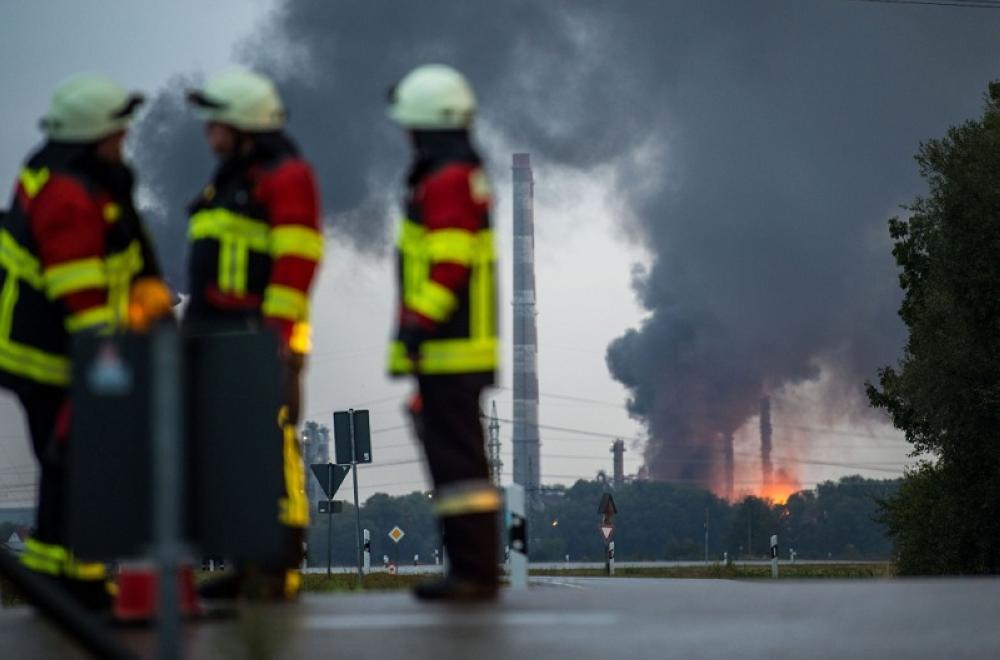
{"left": 421, "top": 164, "right": 488, "bottom": 232}
{"left": 29, "top": 175, "right": 105, "bottom": 268}
{"left": 256, "top": 158, "right": 320, "bottom": 229}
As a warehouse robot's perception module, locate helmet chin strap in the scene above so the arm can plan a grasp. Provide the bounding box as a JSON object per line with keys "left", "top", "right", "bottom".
{"left": 236, "top": 131, "right": 256, "bottom": 157}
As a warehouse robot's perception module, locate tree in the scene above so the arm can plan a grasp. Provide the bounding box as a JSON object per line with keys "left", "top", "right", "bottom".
{"left": 867, "top": 82, "right": 1000, "bottom": 574}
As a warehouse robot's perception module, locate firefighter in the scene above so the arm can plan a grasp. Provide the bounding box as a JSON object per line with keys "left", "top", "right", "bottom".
{"left": 185, "top": 70, "right": 322, "bottom": 601}
{"left": 0, "top": 73, "right": 171, "bottom": 609}
{"left": 387, "top": 64, "right": 501, "bottom": 601}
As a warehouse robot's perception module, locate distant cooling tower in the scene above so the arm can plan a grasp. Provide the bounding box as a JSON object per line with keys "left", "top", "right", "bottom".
{"left": 512, "top": 153, "right": 540, "bottom": 494}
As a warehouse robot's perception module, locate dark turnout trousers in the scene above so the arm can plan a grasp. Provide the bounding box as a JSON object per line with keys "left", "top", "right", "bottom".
{"left": 417, "top": 373, "right": 499, "bottom": 586}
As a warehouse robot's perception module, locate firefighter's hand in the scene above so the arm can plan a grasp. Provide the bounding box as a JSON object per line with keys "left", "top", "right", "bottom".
{"left": 398, "top": 322, "right": 427, "bottom": 371}
{"left": 128, "top": 277, "right": 174, "bottom": 332}
{"left": 279, "top": 349, "right": 305, "bottom": 426}
{"left": 405, "top": 392, "right": 425, "bottom": 444}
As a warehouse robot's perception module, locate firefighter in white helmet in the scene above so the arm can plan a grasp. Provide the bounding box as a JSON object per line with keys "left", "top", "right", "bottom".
{"left": 185, "top": 70, "right": 323, "bottom": 602}
{"left": 387, "top": 64, "right": 501, "bottom": 601}
{"left": 1, "top": 73, "right": 171, "bottom": 610}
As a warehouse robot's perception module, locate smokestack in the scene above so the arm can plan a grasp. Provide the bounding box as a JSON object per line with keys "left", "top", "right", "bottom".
{"left": 760, "top": 396, "right": 773, "bottom": 489}
{"left": 512, "top": 153, "right": 540, "bottom": 495}
{"left": 611, "top": 439, "right": 626, "bottom": 489}
{"left": 723, "top": 432, "right": 734, "bottom": 501}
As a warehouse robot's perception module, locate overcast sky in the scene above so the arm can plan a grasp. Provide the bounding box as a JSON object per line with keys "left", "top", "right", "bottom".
{"left": 0, "top": 0, "right": 650, "bottom": 505}
{"left": 3, "top": 0, "right": 998, "bottom": 507}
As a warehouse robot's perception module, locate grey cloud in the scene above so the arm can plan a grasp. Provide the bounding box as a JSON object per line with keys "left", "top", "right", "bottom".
{"left": 129, "top": 0, "right": 1000, "bottom": 490}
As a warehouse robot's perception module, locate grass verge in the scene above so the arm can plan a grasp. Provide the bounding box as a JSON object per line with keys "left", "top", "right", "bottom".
{"left": 530, "top": 563, "right": 895, "bottom": 580}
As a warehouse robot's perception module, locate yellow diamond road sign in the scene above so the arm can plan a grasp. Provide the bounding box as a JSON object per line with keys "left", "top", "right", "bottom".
{"left": 388, "top": 526, "right": 405, "bottom": 544}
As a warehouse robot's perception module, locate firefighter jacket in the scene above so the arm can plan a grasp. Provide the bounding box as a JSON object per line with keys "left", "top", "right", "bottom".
{"left": 185, "top": 133, "right": 322, "bottom": 351}
{"left": 0, "top": 142, "right": 160, "bottom": 391}
{"left": 388, "top": 132, "right": 497, "bottom": 379}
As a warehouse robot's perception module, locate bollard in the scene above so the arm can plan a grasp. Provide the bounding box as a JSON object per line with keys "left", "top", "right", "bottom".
{"left": 790, "top": 548, "right": 797, "bottom": 565}
{"left": 770, "top": 535, "right": 779, "bottom": 578}
{"left": 504, "top": 483, "right": 528, "bottom": 590}
{"left": 363, "top": 529, "right": 371, "bottom": 571}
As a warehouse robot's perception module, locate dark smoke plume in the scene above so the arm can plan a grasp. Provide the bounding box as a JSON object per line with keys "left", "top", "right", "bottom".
{"left": 130, "top": 1, "right": 1000, "bottom": 490}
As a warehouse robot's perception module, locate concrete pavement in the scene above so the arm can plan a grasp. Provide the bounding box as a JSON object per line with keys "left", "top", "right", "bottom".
{"left": 1, "top": 576, "right": 998, "bottom": 659}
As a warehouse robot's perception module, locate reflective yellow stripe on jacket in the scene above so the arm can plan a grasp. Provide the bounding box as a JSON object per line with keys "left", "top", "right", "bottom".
{"left": 43, "top": 257, "right": 108, "bottom": 299}
{"left": 262, "top": 284, "right": 309, "bottom": 322}
{"left": 388, "top": 338, "right": 498, "bottom": 375}
{"left": 391, "top": 218, "right": 497, "bottom": 375}
{"left": 433, "top": 480, "right": 502, "bottom": 517}
{"left": 189, "top": 207, "right": 270, "bottom": 295}
{"left": 21, "top": 538, "right": 106, "bottom": 581}
{"left": 0, "top": 229, "right": 70, "bottom": 385}
{"left": 271, "top": 225, "right": 324, "bottom": 261}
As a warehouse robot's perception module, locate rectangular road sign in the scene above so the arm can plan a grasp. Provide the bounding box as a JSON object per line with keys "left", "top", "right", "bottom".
{"left": 311, "top": 463, "right": 351, "bottom": 499}
{"left": 333, "top": 409, "right": 373, "bottom": 464}
{"left": 318, "top": 500, "right": 344, "bottom": 514}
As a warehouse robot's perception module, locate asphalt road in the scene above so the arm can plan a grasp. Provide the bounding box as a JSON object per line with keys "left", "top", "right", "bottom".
{"left": 2, "top": 576, "right": 999, "bottom": 659}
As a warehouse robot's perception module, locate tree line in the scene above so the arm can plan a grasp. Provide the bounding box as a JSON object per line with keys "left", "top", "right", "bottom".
{"left": 303, "top": 475, "right": 898, "bottom": 567}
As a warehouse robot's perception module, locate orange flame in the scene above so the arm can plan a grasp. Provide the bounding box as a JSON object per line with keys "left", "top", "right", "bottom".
{"left": 757, "top": 468, "right": 802, "bottom": 504}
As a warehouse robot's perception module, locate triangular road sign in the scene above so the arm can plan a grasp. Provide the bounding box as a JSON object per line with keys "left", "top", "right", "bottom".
{"left": 311, "top": 463, "right": 351, "bottom": 499}
{"left": 599, "top": 523, "right": 615, "bottom": 544}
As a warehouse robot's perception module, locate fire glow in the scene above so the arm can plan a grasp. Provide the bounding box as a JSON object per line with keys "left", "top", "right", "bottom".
{"left": 756, "top": 468, "right": 801, "bottom": 504}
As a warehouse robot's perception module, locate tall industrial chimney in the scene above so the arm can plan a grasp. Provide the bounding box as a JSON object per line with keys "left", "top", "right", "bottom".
{"left": 611, "top": 439, "right": 626, "bottom": 489}
{"left": 760, "top": 396, "right": 773, "bottom": 489}
{"left": 512, "top": 153, "right": 540, "bottom": 494}
{"left": 723, "top": 431, "right": 734, "bottom": 501}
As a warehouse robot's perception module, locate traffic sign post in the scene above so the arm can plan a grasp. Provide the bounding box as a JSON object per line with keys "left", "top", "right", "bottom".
{"left": 504, "top": 484, "right": 528, "bottom": 590}
{"left": 598, "top": 493, "right": 618, "bottom": 577}
{"left": 333, "top": 409, "right": 373, "bottom": 586}
{"left": 388, "top": 526, "right": 405, "bottom": 580}
{"left": 311, "top": 462, "right": 350, "bottom": 577}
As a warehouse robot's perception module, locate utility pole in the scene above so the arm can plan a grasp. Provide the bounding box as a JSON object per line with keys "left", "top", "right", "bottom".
{"left": 611, "top": 439, "right": 625, "bottom": 489}
{"left": 747, "top": 501, "right": 753, "bottom": 559}
{"left": 704, "top": 507, "right": 709, "bottom": 564}
{"left": 487, "top": 401, "right": 503, "bottom": 486}
{"left": 349, "top": 409, "right": 363, "bottom": 587}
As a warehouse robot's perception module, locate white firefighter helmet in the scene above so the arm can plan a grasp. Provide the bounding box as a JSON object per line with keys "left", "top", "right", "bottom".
{"left": 387, "top": 64, "right": 476, "bottom": 129}
{"left": 187, "top": 70, "right": 285, "bottom": 132}
{"left": 40, "top": 73, "right": 144, "bottom": 142}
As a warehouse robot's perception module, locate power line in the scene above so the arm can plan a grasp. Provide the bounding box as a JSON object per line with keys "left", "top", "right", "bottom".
{"left": 493, "top": 386, "right": 905, "bottom": 444}
{"left": 490, "top": 414, "right": 906, "bottom": 449}
{"left": 845, "top": 0, "right": 1000, "bottom": 8}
